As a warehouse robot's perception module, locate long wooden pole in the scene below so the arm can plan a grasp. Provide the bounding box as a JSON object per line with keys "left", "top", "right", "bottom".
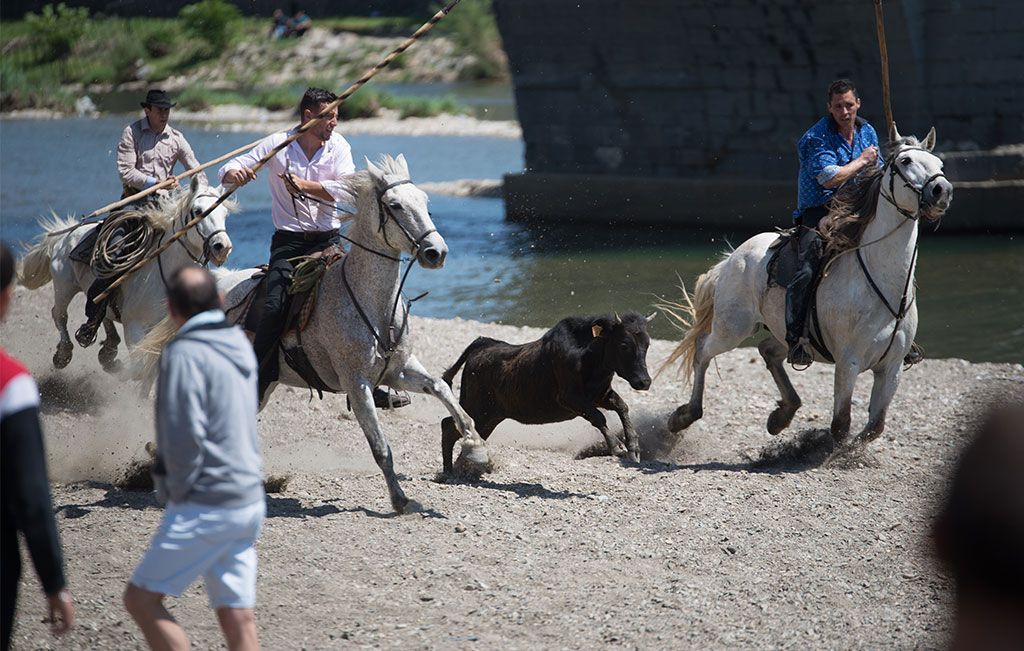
{"left": 96, "top": 0, "right": 461, "bottom": 302}
{"left": 873, "top": 0, "right": 895, "bottom": 141}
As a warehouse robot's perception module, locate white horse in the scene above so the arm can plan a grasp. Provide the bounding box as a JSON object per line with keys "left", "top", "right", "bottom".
{"left": 18, "top": 178, "right": 234, "bottom": 373}
{"left": 138, "top": 155, "right": 489, "bottom": 513}
{"left": 661, "top": 126, "right": 953, "bottom": 449}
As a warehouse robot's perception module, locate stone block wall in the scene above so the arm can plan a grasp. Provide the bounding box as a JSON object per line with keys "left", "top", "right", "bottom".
{"left": 494, "top": 0, "right": 1024, "bottom": 181}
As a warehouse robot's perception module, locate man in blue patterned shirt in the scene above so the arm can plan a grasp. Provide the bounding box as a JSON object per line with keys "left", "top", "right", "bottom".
{"left": 786, "top": 79, "right": 881, "bottom": 366}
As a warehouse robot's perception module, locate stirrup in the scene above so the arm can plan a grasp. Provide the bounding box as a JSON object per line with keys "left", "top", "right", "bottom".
{"left": 75, "top": 320, "right": 101, "bottom": 348}
{"left": 786, "top": 338, "right": 814, "bottom": 371}
{"left": 373, "top": 387, "right": 411, "bottom": 409}
{"left": 903, "top": 342, "right": 924, "bottom": 369}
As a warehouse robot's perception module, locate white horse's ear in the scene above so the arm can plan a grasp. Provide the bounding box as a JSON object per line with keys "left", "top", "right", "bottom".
{"left": 922, "top": 126, "right": 936, "bottom": 151}
{"left": 365, "top": 157, "right": 384, "bottom": 184}
{"left": 396, "top": 153, "right": 409, "bottom": 176}
{"left": 645, "top": 311, "right": 657, "bottom": 323}
{"left": 890, "top": 122, "right": 901, "bottom": 143}
{"left": 189, "top": 174, "right": 201, "bottom": 199}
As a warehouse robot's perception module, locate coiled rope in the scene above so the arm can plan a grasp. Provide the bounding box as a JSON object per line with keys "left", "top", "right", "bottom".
{"left": 91, "top": 211, "right": 163, "bottom": 280}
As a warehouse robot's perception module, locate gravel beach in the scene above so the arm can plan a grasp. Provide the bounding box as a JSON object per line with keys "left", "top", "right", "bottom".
{"left": 3, "top": 285, "right": 1022, "bottom": 649}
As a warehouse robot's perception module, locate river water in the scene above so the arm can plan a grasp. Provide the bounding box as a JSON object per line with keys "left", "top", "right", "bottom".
{"left": 1, "top": 117, "right": 1020, "bottom": 363}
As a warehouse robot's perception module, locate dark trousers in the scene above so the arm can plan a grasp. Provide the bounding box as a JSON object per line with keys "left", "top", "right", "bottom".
{"left": 1, "top": 518, "right": 18, "bottom": 650}
{"left": 254, "top": 230, "right": 340, "bottom": 388}
{"left": 785, "top": 206, "right": 828, "bottom": 346}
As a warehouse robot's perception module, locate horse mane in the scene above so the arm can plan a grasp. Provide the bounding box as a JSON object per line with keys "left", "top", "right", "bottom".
{"left": 343, "top": 154, "right": 410, "bottom": 221}
{"left": 117, "top": 185, "right": 238, "bottom": 232}
{"left": 819, "top": 135, "right": 921, "bottom": 255}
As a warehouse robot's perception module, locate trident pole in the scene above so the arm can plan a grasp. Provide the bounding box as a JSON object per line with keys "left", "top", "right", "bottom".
{"left": 96, "top": 0, "right": 461, "bottom": 302}
{"left": 873, "top": 0, "right": 895, "bottom": 141}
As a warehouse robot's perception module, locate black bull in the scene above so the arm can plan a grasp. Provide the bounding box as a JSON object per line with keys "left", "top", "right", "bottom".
{"left": 440, "top": 312, "right": 655, "bottom": 472}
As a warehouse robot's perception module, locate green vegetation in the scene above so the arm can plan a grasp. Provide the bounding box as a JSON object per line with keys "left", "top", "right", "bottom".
{"left": 180, "top": 0, "right": 240, "bottom": 51}
{"left": 174, "top": 85, "right": 468, "bottom": 120}
{"left": 435, "top": 0, "right": 507, "bottom": 80}
{"left": 1, "top": 2, "right": 505, "bottom": 113}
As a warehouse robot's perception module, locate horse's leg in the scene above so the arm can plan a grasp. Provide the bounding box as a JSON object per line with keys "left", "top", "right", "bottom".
{"left": 347, "top": 379, "right": 409, "bottom": 513}
{"left": 668, "top": 311, "right": 754, "bottom": 433}
{"left": 758, "top": 336, "right": 802, "bottom": 435}
{"left": 390, "top": 356, "right": 490, "bottom": 468}
{"left": 855, "top": 363, "right": 901, "bottom": 444}
{"left": 51, "top": 284, "right": 76, "bottom": 369}
{"left": 830, "top": 358, "right": 860, "bottom": 445}
{"left": 442, "top": 416, "right": 498, "bottom": 475}
{"left": 98, "top": 317, "right": 123, "bottom": 373}
{"left": 599, "top": 389, "right": 640, "bottom": 462}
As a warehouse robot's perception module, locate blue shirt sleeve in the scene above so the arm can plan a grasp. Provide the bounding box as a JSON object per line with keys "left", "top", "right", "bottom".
{"left": 864, "top": 123, "right": 883, "bottom": 167}
{"left": 800, "top": 133, "right": 840, "bottom": 187}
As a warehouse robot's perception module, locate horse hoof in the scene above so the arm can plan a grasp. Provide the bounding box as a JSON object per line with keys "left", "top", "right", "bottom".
{"left": 766, "top": 407, "right": 795, "bottom": 436}
{"left": 53, "top": 345, "right": 73, "bottom": 369}
{"left": 100, "top": 356, "right": 124, "bottom": 374}
{"left": 391, "top": 494, "right": 410, "bottom": 514}
{"left": 628, "top": 449, "right": 641, "bottom": 463}
{"left": 668, "top": 404, "right": 700, "bottom": 433}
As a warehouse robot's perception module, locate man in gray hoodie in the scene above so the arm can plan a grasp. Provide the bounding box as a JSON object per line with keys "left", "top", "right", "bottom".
{"left": 124, "top": 265, "right": 264, "bottom": 651}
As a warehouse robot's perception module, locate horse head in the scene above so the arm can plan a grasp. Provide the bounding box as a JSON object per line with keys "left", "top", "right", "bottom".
{"left": 365, "top": 154, "right": 448, "bottom": 269}
{"left": 884, "top": 125, "right": 954, "bottom": 222}
{"left": 180, "top": 176, "right": 234, "bottom": 266}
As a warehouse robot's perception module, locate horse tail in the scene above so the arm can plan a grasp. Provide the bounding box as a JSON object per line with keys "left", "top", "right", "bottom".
{"left": 656, "top": 260, "right": 726, "bottom": 379}
{"left": 129, "top": 316, "right": 180, "bottom": 384}
{"left": 16, "top": 213, "right": 77, "bottom": 289}
{"left": 442, "top": 337, "right": 489, "bottom": 388}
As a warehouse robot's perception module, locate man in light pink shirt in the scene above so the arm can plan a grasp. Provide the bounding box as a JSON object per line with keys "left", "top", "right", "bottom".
{"left": 220, "top": 87, "right": 406, "bottom": 408}
{"left": 77, "top": 89, "right": 207, "bottom": 348}
{"left": 117, "top": 89, "right": 207, "bottom": 198}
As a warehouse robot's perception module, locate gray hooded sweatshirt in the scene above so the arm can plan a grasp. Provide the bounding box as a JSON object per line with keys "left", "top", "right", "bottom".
{"left": 154, "top": 310, "right": 263, "bottom": 507}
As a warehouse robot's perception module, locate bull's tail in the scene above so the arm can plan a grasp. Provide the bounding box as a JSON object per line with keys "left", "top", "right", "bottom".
{"left": 441, "top": 343, "right": 475, "bottom": 389}
{"left": 442, "top": 337, "right": 493, "bottom": 388}
{"left": 16, "top": 213, "right": 76, "bottom": 289}
{"left": 656, "top": 260, "right": 726, "bottom": 380}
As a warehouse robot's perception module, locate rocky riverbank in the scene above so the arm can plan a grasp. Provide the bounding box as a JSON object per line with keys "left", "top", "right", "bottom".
{"left": 4, "top": 284, "right": 1023, "bottom": 648}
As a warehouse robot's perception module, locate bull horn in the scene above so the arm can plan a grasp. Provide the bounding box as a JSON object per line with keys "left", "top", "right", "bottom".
{"left": 613, "top": 311, "right": 621, "bottom": 323}
{"left": 645, "top": 311, "right": 657, "bottom": 323}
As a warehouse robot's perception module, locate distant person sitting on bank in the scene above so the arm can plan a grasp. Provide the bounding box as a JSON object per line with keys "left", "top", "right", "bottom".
{"left": 269, "top": 8, "right": 288, "bottom": 39}
{"left": 288, "top": 9, "right": 311, "bottom": 37}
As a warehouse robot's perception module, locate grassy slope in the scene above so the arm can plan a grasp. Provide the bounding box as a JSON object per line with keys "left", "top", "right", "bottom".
{"left": 1, "top": 10, "right": 503, "bottom": 115}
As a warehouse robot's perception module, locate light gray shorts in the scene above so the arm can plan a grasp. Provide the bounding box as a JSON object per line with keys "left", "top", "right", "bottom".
{"left": 130, "top": 499, "right": 265, "bottom": 608}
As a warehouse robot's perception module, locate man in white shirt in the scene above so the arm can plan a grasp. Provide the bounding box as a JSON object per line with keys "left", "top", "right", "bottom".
{"left": 220, "top": 88, "right": 406, "bottom": 408}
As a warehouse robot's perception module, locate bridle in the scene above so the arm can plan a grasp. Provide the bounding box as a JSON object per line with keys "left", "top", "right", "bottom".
{"left": 879, "top": 145, "right": 948, "bottom": 221}
{"left": 340, "top": 177, "right": 435, "bottom": 386}
{"left": 375, "top": 179, "right": 437, "bottom": 253}
{"left": 157, "top": 192, "right": 227, "bottom": 286}
{"left": 813, "top": 145, "right": 947, "bottom": 369}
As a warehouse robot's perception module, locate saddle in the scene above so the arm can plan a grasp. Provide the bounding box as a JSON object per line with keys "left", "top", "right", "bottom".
{"left": 766, "top": 227, "right": 836, "bottom": 363}
{"left": 229, "top": 244, "right": 345, "bottom": 398}
{"left": 69, "top": 226, "right": 100, "bottom": 265}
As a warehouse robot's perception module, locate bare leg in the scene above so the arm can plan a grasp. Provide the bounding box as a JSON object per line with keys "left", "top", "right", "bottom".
{"left": 599, "top": 389, "right": 640, "bottom": 462}
{"left": 830, "top": 358, "right": 860, "bottom": 445}
{"left": 98, "top": 317, "right": 122, "bottom": 373}
{"left": 346, "top": 378, "right": 409, "bottom": 513}
{"left": 390, "top": 356, "right": 489, "bottom": 467}
{"left": 758, "top": 336, "right": 802, "bottom": 435}
{"left": 51, "top": 287, "right": 75, "bottom": 368}
{"left": 216, "top": 607, "right": 259, "bottom": 651}
{"left": 855, "top": 364, "right": 901, "bottom": 444}
{"left": 123, "top": 584, "right": 189, "bottom": 651}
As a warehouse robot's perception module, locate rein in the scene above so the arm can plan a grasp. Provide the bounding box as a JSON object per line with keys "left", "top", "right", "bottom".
{"left": 338, "top": 178, "right": 431, "bottom": 387}
{"left": 815, "top": 145, "right": 941, "bottom": 367}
